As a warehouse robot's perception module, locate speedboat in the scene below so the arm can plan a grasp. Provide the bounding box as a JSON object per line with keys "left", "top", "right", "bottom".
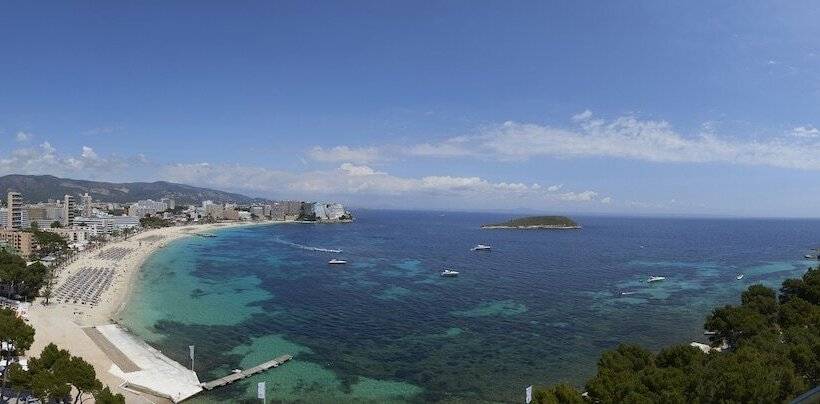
{"left": 471, "top": 244, "right": 492, "bottom": 251}
{"left": 804, "top": 254, "right": 813, "bottom": 259}
{"left": 647, "top": 276, "right": 666, "bottom": 283}
{"left": 736, "top": 274, "right": 744, "bottom": 280}
{"left": 441, "top": 269, "right": 459, "bottom": 277}
{"left": 328, "top": 259, "right": 348, "bottom": 265}
{"left": 620, "top": 291, "right": 637, "bottom": 296}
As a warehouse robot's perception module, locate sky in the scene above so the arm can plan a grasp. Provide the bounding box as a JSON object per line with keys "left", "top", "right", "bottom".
{"left": 2, "top": 2, "right": 820, "bottom": 217}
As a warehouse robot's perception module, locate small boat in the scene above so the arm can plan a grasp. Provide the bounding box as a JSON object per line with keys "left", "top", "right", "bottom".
{"left": 232, "top": 368, "right": 242, "bottom": 374}
{"left": 804, "top": 254, "right": 813, "bottom": 259}
{"left": 620, "top": 291, "right": 637, "bottom": 296}
{"left": 328, "top": 259, "right": 348, "bottom": 265}
{"left": 647, "top": 276, "right": 666, "bottom": 283}
{"left": 471, "top": 244, "right": 492, "bottom": 251}
{"left": 441, "top": 269, "right": 459, "bottom": 277}
{"left": 736, "top": 274, "right": 744, "bottom": 280}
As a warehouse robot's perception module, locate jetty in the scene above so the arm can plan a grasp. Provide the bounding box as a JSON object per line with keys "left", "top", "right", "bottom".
{"left": 201, "top": 355, "right": 293, "bottom": 390}
{"left": 88, "top": 324, "right": 293, "bottom": 402}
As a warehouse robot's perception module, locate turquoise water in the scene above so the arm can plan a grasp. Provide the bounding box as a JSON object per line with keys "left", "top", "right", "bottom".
{"left": 119, "top": 212, "right": 820, "bottom": 403}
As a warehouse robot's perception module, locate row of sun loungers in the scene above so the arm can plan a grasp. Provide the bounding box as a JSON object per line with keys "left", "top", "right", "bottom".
{"left": 53, "top": 267, "right": 116, "bottom": 306}
{"left": 96, "top": 247, "right": 133, "bottom": 260}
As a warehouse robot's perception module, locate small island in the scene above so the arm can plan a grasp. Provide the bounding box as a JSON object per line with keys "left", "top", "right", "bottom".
{"left": 481, "top": 215, "right": 581, "bottom": 229}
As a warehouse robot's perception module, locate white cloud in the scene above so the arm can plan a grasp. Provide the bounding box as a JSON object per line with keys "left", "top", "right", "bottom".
{"left": 559, "top": 190, "right": 598, "bottom": 202}
{"left": 15, "top": 131, "right": 32, "bottom": 142}
{"left": 384, "top": 112, "right": 820, "bottom": 170}
{"left": 547, "top": 184, "right": 563, "bottom": 192}
{"left": 339, "top": 163, "right": 385, "bottom": 176}
{"left": 406, "top": 136, "right": 475, "bottom": 157}
{"left": 792, "top": 126, "right": 819, "bottom": 138}
{"left": 81, "top": 146, "right": 99, "bottom": 160}
{"left": 308, "top": 146, "right": 383, "bottom": 163}
{"left": 571, "top": 110, "right": 593, "bottom": 122}
{"left": 159, "top": 161, "right": 604, "bottom": 206}
{"left": 601, "top": 196, "right": 613, "bottom": 204}
{"left": 0, "top": 142, "right": 145, "bottom": 179}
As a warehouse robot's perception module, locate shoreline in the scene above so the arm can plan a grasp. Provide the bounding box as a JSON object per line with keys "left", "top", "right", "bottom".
{"left": 26, "top": 220, "right": 279, "bottom": 403}
{"left": 480, "top": 225, "right": 582, "bottom": 230}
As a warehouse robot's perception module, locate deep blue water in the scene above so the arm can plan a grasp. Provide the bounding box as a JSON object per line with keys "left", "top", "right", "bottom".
{"left": 120, "top": 211, "right": 820, "bottom": 403}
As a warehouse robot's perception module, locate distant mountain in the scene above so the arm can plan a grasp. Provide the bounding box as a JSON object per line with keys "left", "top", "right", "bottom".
{"left": 0, "top": 174, "right": 263, "bottom": 204}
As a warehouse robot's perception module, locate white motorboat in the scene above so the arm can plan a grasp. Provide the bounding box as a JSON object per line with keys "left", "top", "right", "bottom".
{"left": 471, "top": 244, "right": 492, "bottom": 251}
{"left": 647, "top": 276, "right": 666, "bottom": 283}
{"left": 328, "top": 259, "right": 348, "bottom": 265}
{"left": 736, "top": 274, "right": 744, "bottom": 280}
{"left": 441, "top": 269, "right": 459, "bottom": 277}
{"left": 620, "top": 291, "right": 637, "bottom": 296}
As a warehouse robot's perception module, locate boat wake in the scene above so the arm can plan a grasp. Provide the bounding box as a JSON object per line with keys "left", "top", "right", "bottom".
{"left": 273, "top": 238, "right": 342, "bottom": 253}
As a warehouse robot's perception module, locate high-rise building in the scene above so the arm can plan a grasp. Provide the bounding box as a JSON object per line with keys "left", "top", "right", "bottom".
{"left": 6, "top": 192, "right": 22, "bottom": 230}
{"left": 63, "top": 195, "right": 76, "bottom": 226}
{"left": 81, "top": 193, "right": 93, "bottom": 216}
{"left": 161, "top": 197, "right": 175, "bottom": 210}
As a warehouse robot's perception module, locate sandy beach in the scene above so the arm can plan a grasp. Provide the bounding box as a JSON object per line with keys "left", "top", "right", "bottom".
{"left": 26, "top": 221, "right": 269, "bottom": 403}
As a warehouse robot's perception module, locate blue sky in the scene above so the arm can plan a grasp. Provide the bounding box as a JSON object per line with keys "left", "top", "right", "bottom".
{"left": 2, "top": 2, "right": 820, "bottom": 216}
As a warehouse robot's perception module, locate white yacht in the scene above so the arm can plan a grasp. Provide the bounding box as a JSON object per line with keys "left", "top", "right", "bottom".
{"left": 328, "top": 259, "right": 348, "bottom": 265}
{"left": 471, "top": 244, "right": 492, "bottom": 251}
{"left": 441, "top": 269, "right": 459, "bottom": 277}
{"left": 647, "top": 276, "right": 666, "bottom": 283}
{"left": 736, "top": 274, "right": 744, "bottom": 280}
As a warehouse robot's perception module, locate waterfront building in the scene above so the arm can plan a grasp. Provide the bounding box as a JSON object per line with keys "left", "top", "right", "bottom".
{"left": 25, "top": 202, "right": 65, "bottom": 226}
{"left": 81, "top": 193, "right": 93, "bottom": 216}
{"left": 6, "top": 192, "right": 22, "bottom": 230}
{"left": 0, "top": 230, "right": 34, "bottom": 257}
{"left": 205, "top": 203, "right": 224, "bottom": 219}
{"left": 63, "top": 195, "right": 76, "bottom": 227}
{"left": 161, "top": 197, "right": 176, "bottom": 210}
{"left": 250, "top": 206, "right": 266, "bottom": 218}
{"left": 45, "top": 227, "right": 89, "bottom": 245}
{"left": 128, "top": 199, "right": 168, "bottom": 217}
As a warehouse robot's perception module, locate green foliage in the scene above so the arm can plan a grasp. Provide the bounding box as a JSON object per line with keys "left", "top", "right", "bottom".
{"left": 94, "top": 386, "right": 125, "bottom": 403}
{"left": 139, "top": 216, "right": 172, "bottom": 228}
{"left": 25, "top": 343, "right": 115, "bottom": 403}
{"left": 537, "top": 268, "right": 820, "bottom": 403}
{"left": 31, "top": 230, "right": 69, "bottom": 259}
{"left": 50, "top": 221, "right": 62, "bottom": 228}
{"left": 533, "top": 383, "right": 585, "bottom": 404}
{"left": 0, "top": 251, "right": 47, "bottom": 299}
{"left": 484, "top": 215, "right": 579, "bottom": 228}
{"left": 0, "top": 308, "right": 35, "bottom": 354}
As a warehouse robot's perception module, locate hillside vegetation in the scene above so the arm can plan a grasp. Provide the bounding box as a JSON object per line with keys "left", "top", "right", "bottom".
{"left": 534, "top": 268, "right": 820, "bottom": 403}
{"left": 0, "top": 174, "right": 259, "bottom": 204}
{"left": 482, "top": 216, "right": 579, "bottom": 228}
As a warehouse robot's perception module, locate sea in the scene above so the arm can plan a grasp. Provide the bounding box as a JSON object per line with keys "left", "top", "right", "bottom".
{"left": 118, "top": 210, "right": 820, "bottom": 403}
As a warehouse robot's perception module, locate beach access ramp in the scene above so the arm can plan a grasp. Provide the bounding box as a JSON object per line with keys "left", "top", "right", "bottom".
{"left": 87, "top": 324, "right": 202, "bottom": 403}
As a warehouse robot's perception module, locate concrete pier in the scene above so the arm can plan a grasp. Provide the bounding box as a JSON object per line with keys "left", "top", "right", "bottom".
{"left": 201, "top": 355, "right": 293, "bottom": 390}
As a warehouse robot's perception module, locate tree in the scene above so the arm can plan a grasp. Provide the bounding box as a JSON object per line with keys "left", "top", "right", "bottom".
{"left": 540, "top": 267, "right": 820, "bottom": 403}
{"left": 94, "top": 386, "right": 125, "bottom": 404}
{"left": 741, "top": 284, "right": 778, "bottom": 320}
{"left": 65, "top": 355, "right": 101, "bottom": 404}
{"left": 704, "top": 305, "right": 769, "bottom": 348}
{"left": 533, "top": 383, "right": 584, "bottom": 404}
{"left": 50, "top": 221, "right": 62, "bottom": 228}
{"left": 7, "top": 363, "right": 31, "bottom": 403}
{"left": 29, "top": 221, "right": 39, "bottom": 231}
{"left": 0, "top": 308, "right": 35, "bottom": 399}
{"left": 31, "top": 230, "right": 69, "bottom": 260}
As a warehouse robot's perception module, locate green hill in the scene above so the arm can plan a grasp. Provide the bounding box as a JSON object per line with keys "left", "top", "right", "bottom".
{"left": 0, "top": 174, "right": 263, "bottom": 204}
{"left": 482, "top": 215, "right": 580, "bottom": 229}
